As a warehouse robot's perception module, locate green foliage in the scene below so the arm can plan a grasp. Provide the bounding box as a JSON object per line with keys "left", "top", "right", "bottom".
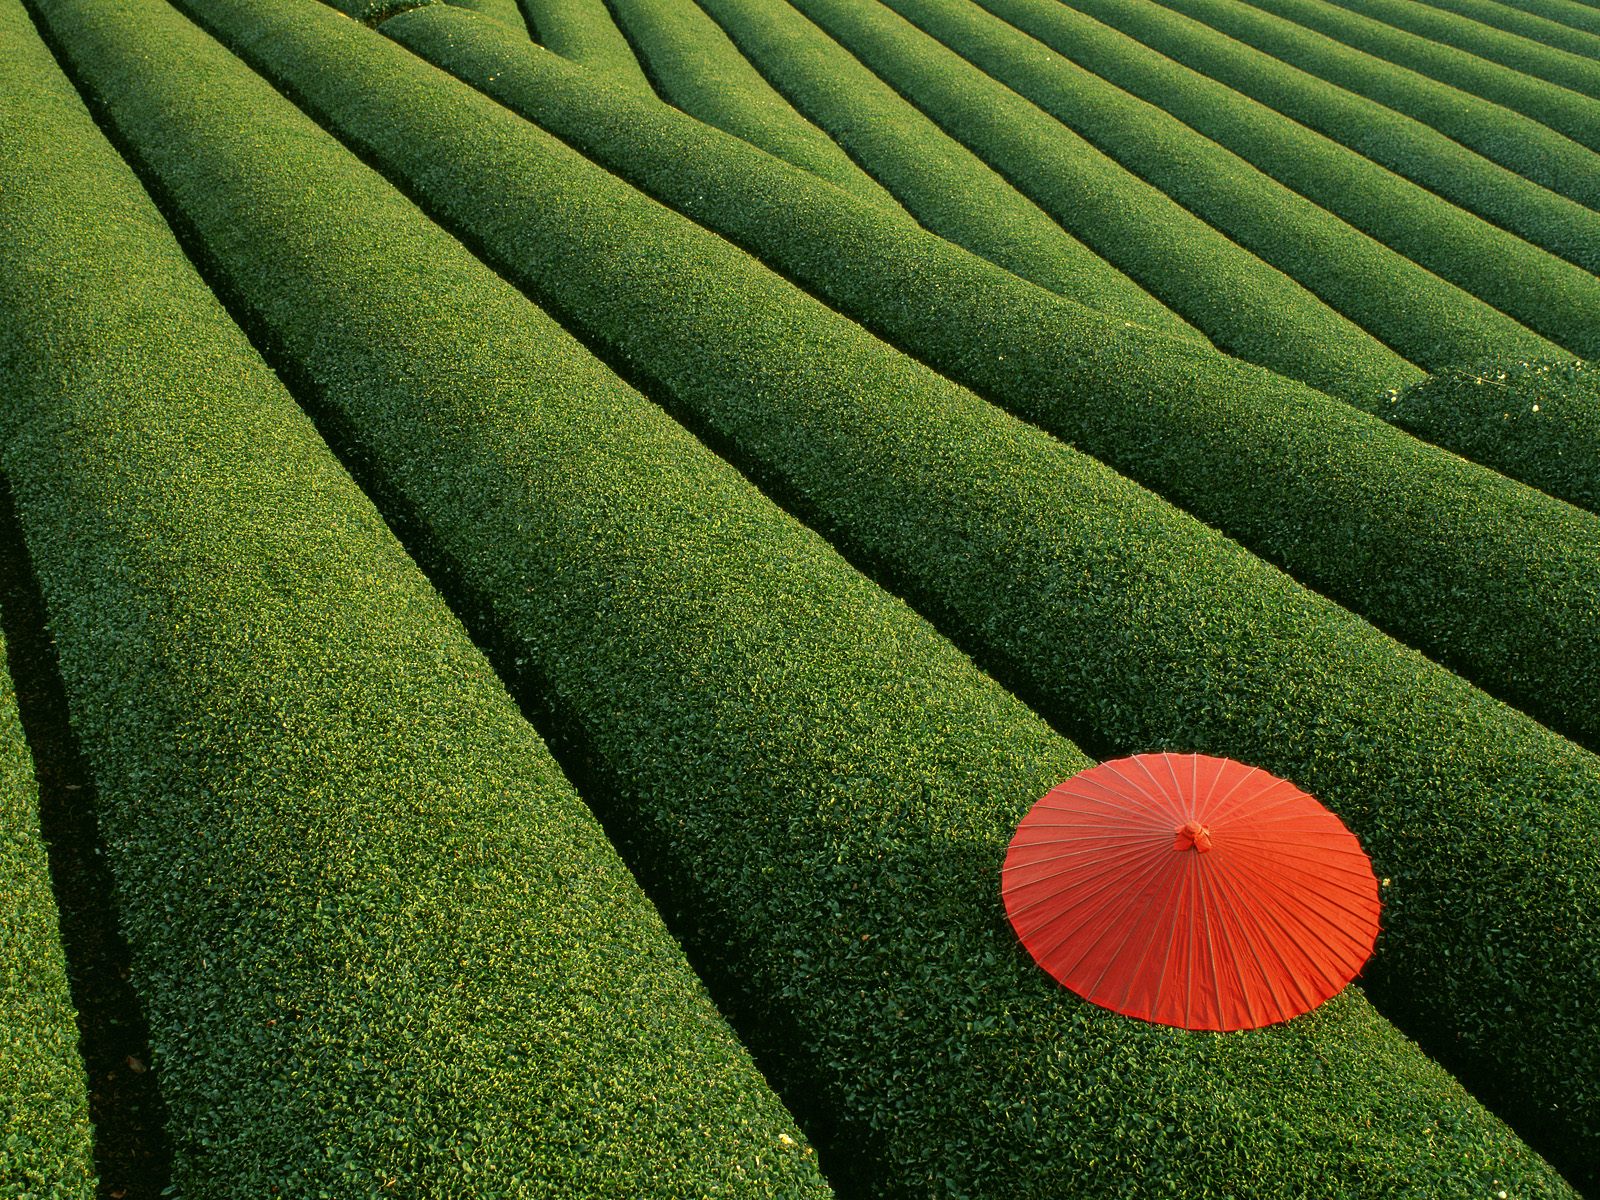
{"left": 694, "top": 0, "right": 1199, "bottom": 339}
{"left": 387, "top": 7, "right": 1600, "bottom": 758}
{"left": 103, "top": 0, "right": 1600, "bottom": 1183}
{"left": 1408, "top": 0, "right": 1600, "bottom": 60}
{"left": 1488, "top": 0, "right": 1600, "bottom": 42}
{"left": 520, "top": 0, "right": 653, "bottom": 87}
{"left": 605, "top": 0, "right": 898, "bottom": 207}
{"left": 1148, "top": 0, "right": 1600, "bottom": 212}
{"left": 874, "top": 0, "right": 1563, "bottom": 370}
{"left": 1318, "top": 0, "right": 1600, "bottom": 98}
{"left": 780, "top": 0, "right": 1418, "bottom": 402}
{"left": 961, "top": 0, "right": 1600, "bottom": 356}
{"left": 1385, "top": 360, "right": 1600, "bottom": 515}
{"left": 1043, "top": 0, "right": 1600, "bottom": 275}
{"left": 0, "top": 615, "right": 94, "bottom": 1199}
{"left": 1215, "top": 0, "right": 1600, "bottom": 154}
{"left": 1, "top": 3, "right": 826, "bottom": 1193}
{"left": 443, "top": 0, "right": 527, "bottom": 35}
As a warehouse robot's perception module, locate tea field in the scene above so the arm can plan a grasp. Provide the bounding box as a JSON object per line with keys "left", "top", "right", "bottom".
{"left": 1, "top": 0, "right": 1597, "bottom": 1195}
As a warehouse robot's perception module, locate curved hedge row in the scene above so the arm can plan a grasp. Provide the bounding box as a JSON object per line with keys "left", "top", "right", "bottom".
{"left": 1319, "top": 0, "right": 1600, "bottom": 97}
{"left": 1046, "top": 0, "right": 1600, "bottom": 274}
{"left": 694, "top": 0, "right": 1199, "bottom": 339}
{"left": 1491, "top": 0, "right": 1600, "bottom": 40}
{"left": 604, "top": 0, "right": 897, "bottom": 208}
{"left": 4, "top": 3, "right": 828, "bottom": 1193}
{"left": 1150, "top": 0, "right": 1600, "bottom": 211}
{"left": 54, "top": 0, "right": 1589, "bottom": 1192}
{"left": 871, "top": 0, "right": 1565, "bottom": 369}
{"left": 184, "top": 0, "right": 1600, "bottom": 1179}
{"left": 1385, "top": 360, "right": 1600, "bottom": 515}
{"left": 445, "top": 0, "right": 529, "bottom": 35}
{"left": 776, "top": 0, "right": 1416, "bottom": 401}
{"left": 1232, "top": 0, "right": 1600, "bottom": 153}
{"left": 520, "top": 0, "right": 652, "bottom": 86}
{"left": 1409, "top": 0, "right": 1600, "bottom": 60}
{"left": 957, "top": 0, "right": 1600, "bottom": 355}
{"left": 388, "top": 6, "right": 1600, "bottom": 756}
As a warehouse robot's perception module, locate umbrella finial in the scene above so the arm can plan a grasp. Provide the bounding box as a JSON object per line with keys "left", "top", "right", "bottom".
{"left": 1174, "top": 820, "right": 1212, "bottom": 853}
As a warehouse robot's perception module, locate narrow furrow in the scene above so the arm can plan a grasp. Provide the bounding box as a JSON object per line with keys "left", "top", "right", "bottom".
{"left": 146, "top": 0, "right": 1600, "bottom": 1179}
{"left": 3, "top": 1, "right": 829, "bottom": 1193}
{"left": 873, "top": 0, "right": 1569, "bottom": 368}
{"left": 956, "top": 0, "right": 1600, "bottom": 356}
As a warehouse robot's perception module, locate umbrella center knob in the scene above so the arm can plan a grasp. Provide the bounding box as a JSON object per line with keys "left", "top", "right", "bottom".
{"left": 1174, "top": 820, "right": 1213, "bottom": 853}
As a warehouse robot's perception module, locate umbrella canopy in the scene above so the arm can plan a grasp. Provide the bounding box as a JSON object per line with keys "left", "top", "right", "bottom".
{"left": 1002, "top": 752, "right": 1381, "bottom": 1031}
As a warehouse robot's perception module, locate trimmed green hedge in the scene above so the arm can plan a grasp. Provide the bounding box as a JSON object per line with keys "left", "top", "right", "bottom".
{"left": 1409, "top": 0, "right": 1600, "bottom": 60}
{"left": 520, "top": 0, "right": 652, "bottom": 86}
{"left": 0, "top": 610, "right": 93, "bottom": 1197}
{"left": 695, "top": 0, "right": 1200, "bottom": 339}
{"left": 386, "top": 7, "right": 1600, "bottom": 757}
{"left": 874, "top": 0, "right": 1565, "bottom": 370}
{"left": 1222, "top": 0, "right": 1600, "bottom": 153}
{"left": 0, "top": 625, "right": 92, "bottom": 1200}
{"left": 1384, "top": 360, "right": 1600, "bottom": 515}
{"left": 45, "top": 0, "right": 1590, "bottom": 1192}
{"left": 955, "top": 0, "right": 1600, "bottom": 356}
{"left": 1489, "top": 0, "right": 1600, "bottom": 41}
{"left": 604, "top": 0, "right": 897, "bottom": 207}
{"left": 1149, "top": 0, "right": 1600, "bottom": 212}
{"left": 155, "top": 0, "right": 1600, "bottom": 1180}
{"left": 445, "top": 0, "right": 528, "bottom": 35}
{"left": 3, "top": 3, "right": 828, "bottom": 1193}
{"left": 780, "top": 0, "right": 1418, "bottom": 402}
{"left": 1319, "top": 0, "right": 1600, "bottom": 98}
{"left": 1044, "top": 0, "right": 1600, "bottom": 275}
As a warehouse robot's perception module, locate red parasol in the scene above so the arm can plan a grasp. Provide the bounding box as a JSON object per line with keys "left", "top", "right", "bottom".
{"left": 1002, "top": 752, "right": 1380, "bottom": 1031}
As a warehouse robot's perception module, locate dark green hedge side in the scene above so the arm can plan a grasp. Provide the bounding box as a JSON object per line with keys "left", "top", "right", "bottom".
{"left": 445, "top": 0, "right": 528, "bottom": 35}
{"left": 0, "top": 610, "right": 93, "bottom": 1197}
{"left": 1221, "top": 0, "right": 1600, "bottom": 153}
{"left": 955, "top": 0, "right": 1600, "bottom": 355}
{"left": 604, "top": 0, "right": 898, "bottom": 208}
{"left": 1, "top": 4, "right": 829, "bottom": 1193}
{"left": 1149, "top": 0, "right": 1600, "bottom": 212}
{"left": 1043, "top": 0, "right": 1600, "bottom": 275}
{"left": 520, "top": 0, "right": 653, "bottom": 87}
{"left": 40, "top": 0, "right": 1587, "bottom": 1194}
{"left": 1384, "top": 360, "right": 1600, "bottom": 515}
{"left": 0, "top": 630, "right": 92, "bottom": 1200}
{"left": 693, "top": 0, "right": 1201, "bottom": 340}
{"left": 385, "top": 7, "right": 1600, "bottom": 755}
{"left": 869, "top": 0, "right": 1564, "bottom": 370}
{"left": 771, "top": 0, "right": 1414, "bottom": 401}
{"left": 154, "top": 0, "right": 1600, "bottom": 1180}
{"left": 776, "top": 0, "right": 1419, "bottom": 402}
{"left": 1409, "top": 0, "right": 1600, "bottom": 60}
{"left": 1492, "top": 0, "right": 1600, "bottom": 42}
{"left": 1321, "top": 0, "right": 1600, "bottom": 97}
{"left": 1408, "top": 0, "right": 1600, "bottom": 59}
